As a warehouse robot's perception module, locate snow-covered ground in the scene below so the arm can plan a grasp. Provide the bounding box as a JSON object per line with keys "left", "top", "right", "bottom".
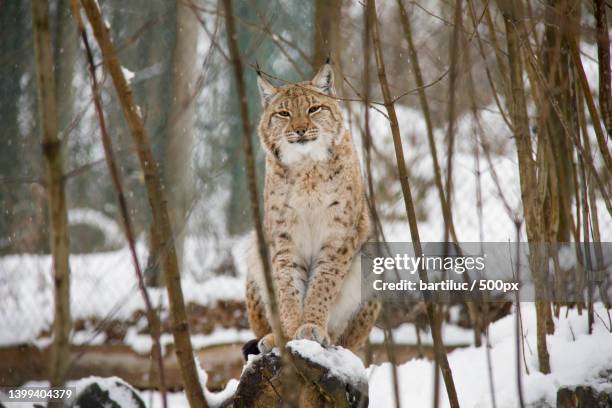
{"left": 6, "top": 303, "right": 609, "bottom": 407}
{"left": 369, "top": 303, "right": 612, "bottom": 407}
{"left": 369, "top": 320, "right": 474, "bottom": 346}
{"left": 139, "top": 303, "right": 612, "bottom": 407}
{"left": 0, "top": 239, "right": 245, "bottom": 347}
{"left": 124, "top": 327, "right": 254, "bottom": 355}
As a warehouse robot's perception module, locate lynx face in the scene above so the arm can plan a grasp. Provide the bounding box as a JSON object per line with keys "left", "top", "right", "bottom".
{"left": 257, "top": 64, "right": 344, "bottom": 166}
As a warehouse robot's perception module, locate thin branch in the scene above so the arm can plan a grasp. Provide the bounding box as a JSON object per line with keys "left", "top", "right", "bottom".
{"left": 253, "top": 62, "right": 449, "bottom": 108}
{"left": 567, "top": 34, "right": 612, "bottom": 172}
{"left": 71, "top": 2, "right": 167, "bottom": 405}
{"left": 443, "top": 0, "right": 463, "bottom": 244}
{"left": 78, "top": 1, "right": 207, "bottom": 405}
{"left": 221, "top": 0, "right": 299, "bottom": 405}
{"left": 368, "top": 1, "right": 460, "bottom": 407}
{"left": 513, "top": 221, "right": 526, "bottom": 408}
{"left": 466, "top": 0, "right": 513, "bottom": 130}
{"left": 221, "top": 0, "right": 282, "bottom": 352}
{"left": 593, "top": 0, "right": 612, "bottom": 135}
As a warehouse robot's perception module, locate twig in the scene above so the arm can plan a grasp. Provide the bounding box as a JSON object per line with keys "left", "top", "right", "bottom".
{"left": 466, "top": 0, "right": 513, "bottom": 130}
{"left": 252, "top": 62, "right": 449, "bottom": 109}
{"left": 512, "top": 221, "right": 526, "bottom": 408}
{"left": 187, "top": 0, "right": 312, "bottom": 64}
{"left": 593, "top": 0, "right": 611, "bottom": 134}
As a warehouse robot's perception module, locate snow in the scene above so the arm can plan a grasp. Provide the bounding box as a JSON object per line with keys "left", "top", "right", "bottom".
{"left": 370, "top": 322, "right": 474, "bottom": 346}
{"left": 287, "top": 339, "right": 367, "bottom": 385}
{"left": 348, "top": 94, "right": 612, "bottom": 243}
{"left": 68, "top": 208, "right": 124, "bottom": 248}
{"left": 5, "top": 305, "right": 609, "bottom": 408}
{"left": 0, "top": 237, "right": 245, "bottom": 347}
{"left": 124, "top": 327, "right": 254, "bottom": 355}
{"left": 2, "top": 14, "right": 610, "bottom": 406}
{"left": 195, "top": 355, "right": 239, "bottom": 407}
{"left": 121, "top": 66, "right": 135, "bottom": 83}
{"left": 368, "top": 303, "right": 612, "bottom": 407}
{"left": 139, "top": 390, "right": 191, "bottom": 407}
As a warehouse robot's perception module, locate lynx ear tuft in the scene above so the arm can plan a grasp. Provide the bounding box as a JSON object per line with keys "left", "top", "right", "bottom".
{"left": 257, "top": 72, "right": 277, "bottom": 107}
{"left": 311, "top": 62, "right": 335, "bottom": 96}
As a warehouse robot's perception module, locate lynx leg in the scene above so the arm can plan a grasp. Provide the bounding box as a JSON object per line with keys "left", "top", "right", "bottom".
{"left": 246, "top": 279, "right": 277, "bottom": 354}
{"left": 246, "top": 279, "right": 271, "bottom": 338}
{"left": 336, "top": 300, "right": 381, "bottom": 352}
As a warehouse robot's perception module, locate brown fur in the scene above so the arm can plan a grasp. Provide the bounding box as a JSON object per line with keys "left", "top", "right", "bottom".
{"left": 245, "top": 64, "right": 379, "bottom": 352}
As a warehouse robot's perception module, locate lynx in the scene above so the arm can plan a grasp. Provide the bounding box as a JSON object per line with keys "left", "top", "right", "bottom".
{"left": 245, "top": 62, "right": 380, "bottom": 354}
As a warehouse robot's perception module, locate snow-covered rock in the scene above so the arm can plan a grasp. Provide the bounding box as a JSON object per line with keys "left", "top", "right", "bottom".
{"left": 71, "top": 376, "right": 144, "bottom": 408}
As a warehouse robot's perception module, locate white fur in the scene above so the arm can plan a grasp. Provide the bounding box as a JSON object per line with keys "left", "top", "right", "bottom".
{"left": 279, "top": 135, "right": 330, "bottom": 166}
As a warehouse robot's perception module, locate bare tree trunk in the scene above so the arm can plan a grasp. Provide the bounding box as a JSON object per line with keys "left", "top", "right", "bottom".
{"left": 541, "top": 0, "right": 575, "bottom": 242}
{"left": 313, "top": 0, "right": 342, "bottom": 68}
{"left": 53, "top": 0, "right": 77, "bottom": 137}
{"left": 496, "top": 0, "right": 551, "bottom": 374}
{"left": 163, "top": 0, "right": 199, "bottom": 274}
{"left": 143, "top": 2, "right": 177, "bottom": 287}
{"left": 368, "top": 1, "right": 460, "bottom": 406}
{"left": 31, "top": 0, "right": 72, "bottom": 391}
{"left": 593, "top": 0, "right": 611, "bottom": 135}
{"left": 78, "top": 1, "right": 207, "bottom": 406}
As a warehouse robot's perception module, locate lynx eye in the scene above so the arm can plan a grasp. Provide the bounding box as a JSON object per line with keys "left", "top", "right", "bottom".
{"left": 277, "top": 110, "right": 291, "bottom": 117}
{"left": 308, "top": 106, "right": 322, "bottom": 114}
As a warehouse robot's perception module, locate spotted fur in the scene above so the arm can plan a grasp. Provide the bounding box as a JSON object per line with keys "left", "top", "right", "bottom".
{"left": 245, "top": 63, "right": 379, "bottom": 352}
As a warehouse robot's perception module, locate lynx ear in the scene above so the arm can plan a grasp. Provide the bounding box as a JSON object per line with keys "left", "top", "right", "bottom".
{"left": 257, "top": 73, "right": 277, "bottom": 107}
{"left": 311, "top": 61, "right": 335, "bottom": 96}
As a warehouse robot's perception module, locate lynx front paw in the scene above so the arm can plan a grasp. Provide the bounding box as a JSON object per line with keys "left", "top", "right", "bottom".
{"left": 258, "top": 333, "right": 276, "bottom": 354}
{"left": 294, "top": 323, "right": 330, "bottom": 347}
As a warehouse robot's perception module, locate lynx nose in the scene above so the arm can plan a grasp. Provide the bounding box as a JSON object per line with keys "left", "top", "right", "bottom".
{"left": 295, "top": 128, "right": 307, "bottom": 137}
